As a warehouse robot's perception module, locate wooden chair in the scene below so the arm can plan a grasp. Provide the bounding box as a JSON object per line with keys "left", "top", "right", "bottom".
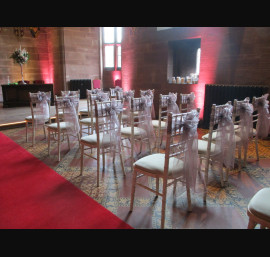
{"left": 61, "top": 90, "right": 80, "bottom": 97}
{"left": 130, "top": 110, "right": 202, "bottom": 229}
{"left": 179, "top": 92, "right": 195, "bottom": 113}
{"left": 80, "top": 99, "right": 125, "bottom": 187}
{"left": 25, "top": 91, "right": 51, "bottom": 146}
{"left": 116, "top": 90, "right": 135, "bottom": 127}
{"left": 79, "top": 90, "right": 96, "bottom": 137}
{"left": 233, "top": 98, "right": 259, "bottom": 169}
{"left": 152, "top": 93, "right": 177, "bottom": 151}
{"left": 140, "top": 89, "right": 155, "bottom": 119}
{"left": 120, "top": 97, "right": 154, "bottom": 172}
{"left": 47, "top": 95, "right": 80, "bottom": 161}
{"left": 247, "top": 188, "right": 270, "bottom": 229}
{"left": 198, "top": 102, "right": 238, "bottom": 189}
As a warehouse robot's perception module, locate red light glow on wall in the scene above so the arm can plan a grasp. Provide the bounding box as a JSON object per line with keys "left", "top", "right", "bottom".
{"left": 112, "top": 70, "right": 121, "bottom": 87}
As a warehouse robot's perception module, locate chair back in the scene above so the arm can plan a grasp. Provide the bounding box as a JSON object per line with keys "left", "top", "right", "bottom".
{"left": 94, "top": 100, "right": 123, "bottom": 146}
{"left": 29, "top": 91, "right": 51, "bottom": 125}
{"left": 179, "top": 92, "right": 195, "bottom": 113}
{"left": 61, "top": 90, "right": 80, "bottom": 98}
{"left": 93, "top": 79, "right": 101, "bottom": 89}
{"left": 54, "top": 95, "right": 80, "bottom": 135}
{"left": 206, "top": 102, "right": 232, "bottom": 157}
{"left": 164, "top": 109, "right": 200, "bottom": 178}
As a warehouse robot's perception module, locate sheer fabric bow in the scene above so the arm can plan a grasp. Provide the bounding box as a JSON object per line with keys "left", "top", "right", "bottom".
{"left": 101, "top": 100, "right": 123, "bottom": 155}
{"left": 32, "top": 91, "right": 50, "bottom": 127}
{"left": 214, "top": 103, "right": 236, "bottom": 169}
{"left": 254, "top": 94, "right": 270, "bottom": 139}
{"left": 62, "top": 96, "right": 80, "bottom": 135}
{"left": 172, "top": 109, "right": 199, "bottom": 191}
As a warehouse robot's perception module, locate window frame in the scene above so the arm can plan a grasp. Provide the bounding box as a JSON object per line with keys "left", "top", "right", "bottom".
{"left": 102, "top": 27, "right": 122, "bottom": 71}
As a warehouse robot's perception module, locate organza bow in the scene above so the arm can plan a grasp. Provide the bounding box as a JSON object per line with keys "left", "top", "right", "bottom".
{"left": 215, "top": 104, "right": 236, "bottom": 169}
{"left": 173, "top": 110, "right": 199, "bottom": 191}
{"left": 167, "top": 93, "right": 180, "bottom": 114}
{"left": 239, "top": 99, "right": 254, "bottom": 147}
{"left": 96, "top": 91, "right": 109, "bottom": 102}
{"left": 254, "top": 94, "right": 270, "bottom": 139}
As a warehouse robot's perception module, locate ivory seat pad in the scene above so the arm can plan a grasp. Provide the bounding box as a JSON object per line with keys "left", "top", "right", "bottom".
{"left": 202, "top": 132, "right": 242, "bottom": 143}
{"left": 47, "top": 122, "right": 72, "bottom": 131}
{"left": 79, "top": 108, "right": 88, "bottom": 113}
{"left": 81, "top": 133, "right": 113, "bottom": 147}
{"left": 25, "top": 115, "right": 49, "bottom": 121}
{"left": 80, "top": 117, "right": 96, "bottom": 125}
{"left": 248, "top": 188, "right": 270, "bottom": 223}
{"left": 134, "top": 153, "right": 184, "bottom": 178}
{"left": 198, "top": 139, "right": 219, "bottom": 155}
{"left": 121, "top": 127, "right": 146, "bottom": 137}
{"left": 122, "top": 114, "right": 129, "bottom": 120}
{"left": 152, "top": 120, "right": 166, "bottom": 129}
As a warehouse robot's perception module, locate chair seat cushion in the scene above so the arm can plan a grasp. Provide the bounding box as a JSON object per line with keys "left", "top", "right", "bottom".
{"left": 198, "top": 139, "right": 218, "bottom": 155}
{"left": 47, "top": 122, "right": 72, "bottom": 131}
{"left": 121, "top": 127, "right": 146, "bottom": 137}
{"left": 79, "top": 108, "right": 88, "bottom": 114}
{"left": 80, "top": 117, "right": 96, "bottom": 125}
{"left": 248, "top": 188, "right": 270, "bottom": 223}
{"left": 202, "top": 132, "right": 242, "bottom": 143}
{"left": 81, "top": 133, "right": 113, "bottom": 147}
{"left": 152, "top": 120, "right": 166, "bottom": 129}
{"left": 134, "top": 153, "right": 184, "bottom": 178}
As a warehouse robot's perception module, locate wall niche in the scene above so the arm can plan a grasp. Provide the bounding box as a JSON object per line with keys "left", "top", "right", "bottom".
{"left": 167, "top": 38, "right": 201, "bottom": 84}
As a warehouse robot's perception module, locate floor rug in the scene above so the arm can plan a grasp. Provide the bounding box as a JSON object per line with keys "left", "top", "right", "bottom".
{"left": 0, "top": 132, "right": 132, "bottom": 229}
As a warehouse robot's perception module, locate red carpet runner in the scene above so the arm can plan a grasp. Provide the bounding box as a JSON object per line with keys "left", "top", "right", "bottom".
{"left": 0, "top": 132, "right": 132, "bottom": 229}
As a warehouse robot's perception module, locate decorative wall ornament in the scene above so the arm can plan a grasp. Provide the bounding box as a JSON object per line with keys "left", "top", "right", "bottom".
{"left": 14, "top": 27, "right": 24, "bottom": 38}
{"left": 29, "top": 27, "right": 40, "bottom": 38}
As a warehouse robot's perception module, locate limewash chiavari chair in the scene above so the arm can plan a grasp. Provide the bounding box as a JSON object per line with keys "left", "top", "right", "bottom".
{"left": 79, "top": 89, "right": 103, "bottom": 119}
{"left": 80, "top": 99, "right": 125, "bottom": 187}
{"left": 140, "top": 89, "right": 155, "bottom": 118}
{"left": 61, "top": 90, "right": 80, "bottom": 97}
{"left": 130, "top": 110, "right": 203, "bottom": 229}
{"left": 120, "top": 97, "right": 154, "bottom": 172}
{"left": 47, "top": 95, "right": 80, "bottom": 162}
{"left": 198, "top": 102, "right": 240, "bottom": 188}
{"left": 79, "top": 91, "right": 110, "bottom": 138}
{"left": 116, "top": 90, "right": 135, "bottom": 127}
{"left": 152, "top": 93, "right": 179, "bottom": 151}
{"left": 179, "top": 92, "right": 196, "bottom": 113}
{"left": 25, "top": 91, "right": 51, "bottom": 146}
{"left": 233, "top": 97, "right": 259, "bottom": 169}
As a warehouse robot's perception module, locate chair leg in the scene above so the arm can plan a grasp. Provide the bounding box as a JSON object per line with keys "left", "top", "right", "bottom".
{"left": 243, "top": 145, "right": 248, "bottom": 167}
{"left": 238, "top": 145, "right": 242, "bottom": 170}
{"left": 102, "top": 149, "right": 105, "bottom": 171}
{"left": 204, "top": 158, "right": 210, "bottom": 186}
{"left": 161, "top": 179, "right": 168, "bottom": 229}
{"left": 255, "top": 138, "right": 259, "bottom": 161}
{"left": 225, "top": 167, "right": 229, "bottom": 182}
{"left": 130, "top": 169, "right": 137, "bottom": 212}
{"left": 57, "top": 132, "right": 61, "bottom": 162}
{"left": 32, "top": 123, "right": 35, "bottom": 146}
{"left": 48, "top": 130, "right": 51, "bottom": 156}
{"left": 247, "top": 218, "right": 257, "bottom": 229}
{"left": 80, "top": 144, "right": 84, "bottom": 176}
{"left": 156, "top": 177, "right": 160, "bottom": 197}
{"left": 218, "top": 162, "right": 224, "bottom": 187}
{"left": 119, "top": 151, "right": 126, "bottom": 176}
{"left": 25, "top": 121, "right": 28, "bottom": 142}
{"left": 97, "top": 147, "right": 100, "bottom": 187}
{"left": 186, "top": 181, "right": 192, "bottom": 212}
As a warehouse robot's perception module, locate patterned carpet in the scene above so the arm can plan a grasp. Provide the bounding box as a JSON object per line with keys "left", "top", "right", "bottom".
{"left": 1, "top": 126, "right": 270, "bottom": 229}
